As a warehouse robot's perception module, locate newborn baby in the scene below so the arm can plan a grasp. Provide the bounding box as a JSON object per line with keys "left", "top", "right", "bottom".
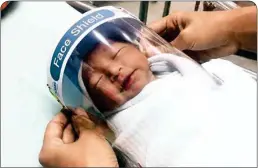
{"left": 78, "top": 40, "right": 256, "bottom": 166}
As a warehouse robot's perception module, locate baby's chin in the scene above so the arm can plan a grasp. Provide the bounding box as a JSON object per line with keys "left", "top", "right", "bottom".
{"left": 107, "top": 91, "right": 135, "bottom": 111}
{"left": 129, "top": 79, "right": 149, "bottom": 95}
{"left": 104, "top": 80, "right": 151, "bottom": 111}
{"left": 119, "top": 82, "right": 147, "bottom": 103}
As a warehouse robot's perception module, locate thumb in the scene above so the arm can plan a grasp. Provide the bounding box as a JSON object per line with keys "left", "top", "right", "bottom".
{"left": 72, "top": 115, "right": 96, "bottom": 137}
{"left": 71, "top": 107, "right": 112, "bottom": 140}
{"left": 71, "top": 113, "right": 110, "bottom": 140}
{"left": 171, "top": 31, "right": 191, "bottom": 51}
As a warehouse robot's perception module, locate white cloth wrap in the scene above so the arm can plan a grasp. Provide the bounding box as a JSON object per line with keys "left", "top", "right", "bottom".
{"left": 107, "top": 56, "right": 257, "bottom": 166}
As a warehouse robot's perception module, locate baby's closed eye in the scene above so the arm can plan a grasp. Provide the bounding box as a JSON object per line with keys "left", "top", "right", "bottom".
{"left": 86, "top": 72, "right": 103, "bottom": 88}
{"left": 112, "top": 46, "right": 127, "bottom": 60}
{"left": 94, "top": 74, "right": 104, "bottom": 88}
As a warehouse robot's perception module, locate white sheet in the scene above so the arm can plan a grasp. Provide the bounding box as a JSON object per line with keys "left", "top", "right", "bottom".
{"left": 1, "top": 2, "right": 81, "bottom": 166}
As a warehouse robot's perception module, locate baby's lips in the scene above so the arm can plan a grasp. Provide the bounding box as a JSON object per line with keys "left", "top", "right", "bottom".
{"left": 117, "top": 73, "right": 126, "bottom": 86}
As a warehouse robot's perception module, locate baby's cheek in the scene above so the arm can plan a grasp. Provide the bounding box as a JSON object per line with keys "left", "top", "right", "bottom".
{"left": 99, "top": 84, "right": 124, "bottom": 104}
{"left": 135, "top": 71, "right": 150, "bottom": 88}
{"left": 88, "top": 76, "right": 100, "bottom": 88}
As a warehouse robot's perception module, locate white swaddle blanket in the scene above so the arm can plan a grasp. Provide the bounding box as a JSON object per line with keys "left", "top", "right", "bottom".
{"left": 107, "top": 54, "right": 257, "bottom": 166}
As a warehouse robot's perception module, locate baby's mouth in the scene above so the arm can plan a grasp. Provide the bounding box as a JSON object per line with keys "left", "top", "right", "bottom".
{"left": 120, "top": 70, "right": 136, "bottom": 92}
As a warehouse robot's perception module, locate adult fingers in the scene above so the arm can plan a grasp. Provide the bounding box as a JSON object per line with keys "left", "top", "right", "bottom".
{"left": 62, "top": 124, "right": 75, "bottom": 144}
{"left": 43, "top": 112, "right": 68, "bottom": 145}
{"left": 148, "top": 15, "right": 169, "bottom": 34}
{"left": 95, "top": 121, "right": 112, "bottom": 139}
{"left": 170, "top": 29, "right": 194, "bottom": 51}
{"left": 84, "top": 112, "right": 111, "bottom": 137}
{"left": 71, "top": 107, "right": 111, "bottom": 139}
{"left": 72, "top": 115, "right": 96, "bottom": 137}
{"left": 72, "top": 107, "right": 89, "bottom": 117}
{"left": 71, "top": 107, "right": 94, "bottom": 135}
{"left": 148, "top": 12, "right": 188, "bottom": 36}
{"left": 39, "top": 112, "right": 68, "bottom": 167}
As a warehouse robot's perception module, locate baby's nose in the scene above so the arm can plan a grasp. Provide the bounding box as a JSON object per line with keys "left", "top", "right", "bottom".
{"left": 109, "top": 67, "right": 122, "bottom": 83}
{"left": 110, "top": 75, "right": 118, "bottom": 82}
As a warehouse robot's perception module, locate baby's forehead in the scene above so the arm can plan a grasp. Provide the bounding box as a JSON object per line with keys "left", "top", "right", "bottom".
{"left": 97, "top": 41, "right": 133, "bottom": 52}
{"left": 85, "top": 41, "right": 137, "bottom": 61}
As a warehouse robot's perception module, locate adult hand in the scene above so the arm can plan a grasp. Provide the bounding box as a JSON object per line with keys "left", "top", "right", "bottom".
{"left": 148, "top": 7, "right": 256, "bottom": 61}
{"left": 39, "top": 108, "right": 118, "bottom": 167}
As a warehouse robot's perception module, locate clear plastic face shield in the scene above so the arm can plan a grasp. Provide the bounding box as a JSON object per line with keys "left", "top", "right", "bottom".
{"left": 47, "top": 6, "right": 219, "bottom": 119}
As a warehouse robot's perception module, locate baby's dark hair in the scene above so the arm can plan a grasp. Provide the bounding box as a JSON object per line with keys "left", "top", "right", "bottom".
{"left": 79, "top": 21, "right": 141, "bottom": 61}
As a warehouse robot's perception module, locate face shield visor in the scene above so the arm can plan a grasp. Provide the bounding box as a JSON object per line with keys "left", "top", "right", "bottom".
{"left": 47, "top": 6, "right": 220, "bottom": 119}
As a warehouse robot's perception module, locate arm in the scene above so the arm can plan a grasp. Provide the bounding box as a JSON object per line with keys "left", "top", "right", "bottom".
{"left": 228, "top": 6, "right": 257, "bottom": 52}
{"left": 148, "top": 6, "right": 257, "bottom": 61}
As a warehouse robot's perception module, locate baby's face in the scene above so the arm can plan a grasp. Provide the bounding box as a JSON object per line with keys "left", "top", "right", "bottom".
{"left": 82, "top": 41, "right": 155, "bottom": 111}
